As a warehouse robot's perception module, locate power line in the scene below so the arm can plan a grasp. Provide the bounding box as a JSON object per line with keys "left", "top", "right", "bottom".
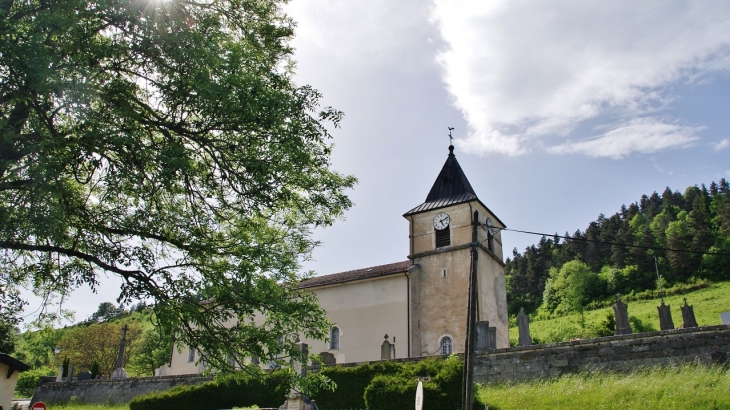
{"left": 500, "top": 227, "right": 730, "bottom": 257}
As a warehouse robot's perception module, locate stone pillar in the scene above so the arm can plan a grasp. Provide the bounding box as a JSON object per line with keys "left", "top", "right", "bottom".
{"left": 657, "top": 300, "right": 674, "bottom": 330}
{"left": 681, "top": 298, "right": 698, "bottom": 328}
{"left": 381, "top": 335, "right": 392, "bottom": 360}
{"left": 111, "top": 324, "right": 129, "bottom": 379}
{"left": 613, "top": 294, "right": 632, "bottom": 336}
{"left": 517, "top": 308, "right": 533, "bottom": 346}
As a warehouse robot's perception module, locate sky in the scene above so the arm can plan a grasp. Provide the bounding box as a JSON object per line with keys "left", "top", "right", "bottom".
{"left": 20, "top": 0, "right": 730, "bottom": 326}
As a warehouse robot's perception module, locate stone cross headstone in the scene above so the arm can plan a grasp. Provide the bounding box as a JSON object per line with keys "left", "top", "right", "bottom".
{"left": 613, "top": 294, "right": 632, "bottom": 336}
{"left": 475, "top": 321, "right": 496, "bottom": 350}
{"left": 680, "top": 298, "right": 698, "bottom": 328}
{"left": 720, "top": 311, "right": 730, "bottom": 325}
{"left": 111, "top": 324, "right": 129, "bottom": 379}
{"left": 293, "top": 342, "right": 308, "bottom": 377}
{"left": 381, "top": 334, "right": 392, "bottom": 360}
{"left": 318, "top": 352, "right": 336, "bottom": 366}
{"left": 517, "top": 307, "right": 533, "bottom": 346}
{"left": 657, "top": 300, "right": 675, "bottom": 330}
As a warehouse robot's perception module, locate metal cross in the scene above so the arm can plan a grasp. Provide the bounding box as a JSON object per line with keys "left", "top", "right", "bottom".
{"left": 448, "top": 127, "right": 454, "bottom": 145}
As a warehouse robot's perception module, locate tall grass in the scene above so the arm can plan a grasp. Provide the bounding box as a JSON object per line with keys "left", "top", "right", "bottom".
{"left": 477, "top": 364, "right": 730, "bottom": 410}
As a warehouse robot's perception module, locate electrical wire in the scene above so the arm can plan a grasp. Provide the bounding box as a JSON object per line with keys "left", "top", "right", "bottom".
{"left": 498, "top": 227, "right": 730, "bottom": 257}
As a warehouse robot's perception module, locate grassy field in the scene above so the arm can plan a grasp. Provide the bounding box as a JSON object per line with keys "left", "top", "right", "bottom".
{"left": 477, "top": 364, "right": 730, "bottom": 410}
{"left": 509, "top": 280, "right": 730, "bottom": 344}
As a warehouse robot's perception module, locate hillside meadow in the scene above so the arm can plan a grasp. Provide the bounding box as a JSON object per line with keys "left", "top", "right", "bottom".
{"left": 509, "top": 280, "right": 730, "bottom": 344}
{"left": 477, "top": 364, "right": 730, "bottom": 410}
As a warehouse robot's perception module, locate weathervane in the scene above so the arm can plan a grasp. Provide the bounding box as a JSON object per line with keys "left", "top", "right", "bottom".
{"left": 448, "top": 127, "right": 454, "bottom": 146}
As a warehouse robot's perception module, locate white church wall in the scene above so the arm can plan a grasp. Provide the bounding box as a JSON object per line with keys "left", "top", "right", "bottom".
{"left": 301, "top": 274, "right": 409, "bottom": 363}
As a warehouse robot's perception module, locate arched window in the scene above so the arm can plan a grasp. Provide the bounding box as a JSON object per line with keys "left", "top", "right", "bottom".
{"left": 330, "top": 326, "right": 340, "bottom": 350}
{"left": 440, "top": 336, "right": 452, "bottom": 355}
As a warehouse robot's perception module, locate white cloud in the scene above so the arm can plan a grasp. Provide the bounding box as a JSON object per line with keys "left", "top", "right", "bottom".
{"left": 548, "top": 117, "right": 700, "bottom": 159}
{"left": 431, "top": 0, "right": 730, "bottom": 157}
{"left": 711, "top": 138, "right": 730, "bottom": 151}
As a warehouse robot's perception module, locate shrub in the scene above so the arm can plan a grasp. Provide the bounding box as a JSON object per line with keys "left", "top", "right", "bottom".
{"left": 129, "top": 370, "right": 291, "bottom": 410}
{"left": 15, "top": 368, "right": 50, "bottom": 397}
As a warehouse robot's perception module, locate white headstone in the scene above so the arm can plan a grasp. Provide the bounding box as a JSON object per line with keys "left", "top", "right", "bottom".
{"left": 721, "top": 311, "right": 730, "bottom": 325}
{"left": 415, "top": 381, "right": 423, "bottom": 410}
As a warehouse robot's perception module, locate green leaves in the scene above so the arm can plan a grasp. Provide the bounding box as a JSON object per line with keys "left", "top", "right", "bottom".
{"left": 1, "top": 0, "right": 355, "bottom": 377}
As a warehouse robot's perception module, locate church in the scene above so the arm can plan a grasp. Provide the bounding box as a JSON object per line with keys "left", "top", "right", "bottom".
{"left": 167, "top": 145, "right": 508, "bottom": 375}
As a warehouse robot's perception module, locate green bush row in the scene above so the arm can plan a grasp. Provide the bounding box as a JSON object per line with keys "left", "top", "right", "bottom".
{"left": 129, "top": 370, "right": 291, "bottom": 410}
{"left": 130, "top": 356, "right": 482, "bottom": 410}
{"left": 313, "top": 355, "right": 483, "bottom": 410}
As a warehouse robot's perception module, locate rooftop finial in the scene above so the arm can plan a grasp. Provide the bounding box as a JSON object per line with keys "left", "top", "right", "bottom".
{"left": 448, "top": 127, "right": 455, "bottom": 154}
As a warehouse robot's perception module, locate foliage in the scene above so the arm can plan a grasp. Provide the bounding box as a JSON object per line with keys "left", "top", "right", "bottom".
{"left": 129, "top": 370, "right": 292, "bottom": 410}
{"left": 477, "top": 364, "right": 730, "bottom": 410}
{"left": 0, "top": 0, "right": 355, "bottom": 376}
{"left": 62, "top": 357, "right": 70, "bottom": 377}
{"left": 84, "top": 303, "right": 128, "bottom": 325}
{"left": 57, "top": 322, "right": 142, "bottom": 376}
{"left": 310, "top": 356, "right": 483, "bottom": 410}
{"left": 506, "top": 180, "right": 730, "bottom": 316}
{"left": 15, "top": 367, "right": 49, "bottom": 397}
{"left": 127, "top": 325, "right": 173, "bottom": 376}
{"left": 90, "top": 361, "right": 100, "bottom": 380}
{"left": 0, "top": 282, "right": 24, "bottom": 353}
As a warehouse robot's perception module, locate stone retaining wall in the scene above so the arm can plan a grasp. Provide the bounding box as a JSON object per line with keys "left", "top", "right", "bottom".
{"left": 31, "top": 374, "right": 212, "bottom": 405}
{"left": 30, "top": 325, "right": 730, "bottom": 403}
{"left": 474, "top": 324, "right": 730, "bottom": 384}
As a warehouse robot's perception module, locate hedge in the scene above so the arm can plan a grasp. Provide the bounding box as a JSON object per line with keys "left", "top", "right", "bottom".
{"left": 313, "top": 356, "right": 484, "bottom": 410}
{"left": 129, "top": 370, "right": 291, "bottom": 410}
{"left": 131, "top": 357, "right": 484, "bottom": 410}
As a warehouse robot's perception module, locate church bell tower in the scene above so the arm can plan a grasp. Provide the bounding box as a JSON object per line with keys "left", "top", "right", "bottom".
{"left": 404, "top": 145, "right": 509, "bottom": 355}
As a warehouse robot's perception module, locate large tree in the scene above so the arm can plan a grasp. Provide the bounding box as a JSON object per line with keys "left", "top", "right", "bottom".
{"left": 0, "top": 0, "right": 355, "bottom": 373}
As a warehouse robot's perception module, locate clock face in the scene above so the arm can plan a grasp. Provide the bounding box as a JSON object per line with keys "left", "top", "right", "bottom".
{"left": 433, "top": 212, "right": 450, "bottom": 230}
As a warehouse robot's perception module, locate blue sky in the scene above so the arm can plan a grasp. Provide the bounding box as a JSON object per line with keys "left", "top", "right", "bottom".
{"left": 21, "top": 0, "right": 730, "bottom": 324}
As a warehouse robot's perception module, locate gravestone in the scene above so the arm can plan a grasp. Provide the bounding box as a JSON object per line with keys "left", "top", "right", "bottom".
{"left": 77, "top": 371, "right": 91, "bottom": 381}
{"left": 318, "top": 352, "right": 336, "bottom": 366}
{"left": 475, "top": 321, "right": 496, "bottom": 350}
{"left": 66, "top": 366, "right": 74, "bottom": 382}
{"left": 613, "top": 294, "right": 632, "bottom": 336}
{"left": 680, "top": 298, "right": 698, "bottom": 328}
{"left": 111, "top": 324, "right": 129, "bottom": 379}
{"left": 517, "top": 307, "right": 532, "bottom": 346}
{"left": 721, "top": 312, "right": 730, "bottom": 325}
{"left": 657, "top": 300, "right": 675, "bottom": 330}
{"left": 55, "top": 366, "right": 63, "bottom": 382}
{"left": 293, "top": 343, "right": 308, "bottom": 377}
{"left": 381, "top": 334, "right": 393, "bottom": 360}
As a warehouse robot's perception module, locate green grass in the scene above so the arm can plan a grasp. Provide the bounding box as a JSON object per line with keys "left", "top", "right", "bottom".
{"left": 477, "top": 364, "right": 730, "bottom": 410}
{"left": 510, "top": 280, "right": 730, "bottom": 344}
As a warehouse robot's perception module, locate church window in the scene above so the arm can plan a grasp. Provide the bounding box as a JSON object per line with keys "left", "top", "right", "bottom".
{"left": 440, "top": 336, "right": 452, "bottom": 355}
{"left": 330, "top": 326, "right": 340, "bottom": 350}
{"left": 187, "top": 348, "right": 195, "bottom": 362}
{"left": 435, "top": 227, "right": 450, "bottom": 248}
{"left": 443, "top": 269, "right": 447, "bottom": 278}
{"left": 487, "top": 232, "right": 494, "bottom": 253}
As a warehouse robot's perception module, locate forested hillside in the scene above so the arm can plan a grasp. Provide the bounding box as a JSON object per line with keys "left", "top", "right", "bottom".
{"left": 506, "top": 179, "right": 730, "bottom": 316}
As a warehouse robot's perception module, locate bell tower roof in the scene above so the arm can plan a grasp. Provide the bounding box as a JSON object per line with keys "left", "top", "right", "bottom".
{"left": 403, "top": 145, "right": 479, "bottom": 216}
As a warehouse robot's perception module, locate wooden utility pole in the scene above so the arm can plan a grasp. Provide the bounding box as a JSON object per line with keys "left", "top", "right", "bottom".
{"left": 461, "top": 210, "right": 479, "bottom": 410}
